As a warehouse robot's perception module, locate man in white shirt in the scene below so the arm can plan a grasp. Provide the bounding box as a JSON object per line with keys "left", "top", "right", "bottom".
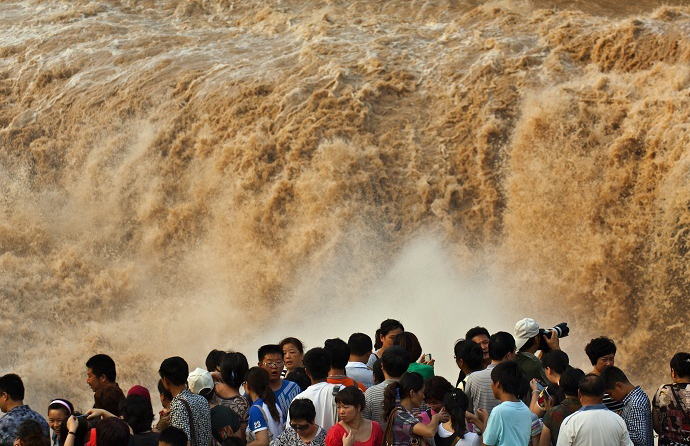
{"left": 287, "top": 348, "right": 342, "bottom": 431}
{"left": 345, "top": 333, "right": 375, "bottom": 388}
{"left": 558, "top": 374, "right": 633, "bottom": 446}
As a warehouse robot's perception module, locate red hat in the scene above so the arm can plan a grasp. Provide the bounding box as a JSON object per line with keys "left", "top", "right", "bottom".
{"left": 127, "top": 385, "right": 151, "bottom": 401}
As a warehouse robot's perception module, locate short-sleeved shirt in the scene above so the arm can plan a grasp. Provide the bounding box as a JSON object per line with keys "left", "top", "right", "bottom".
{"left": 247, "top": 398, "right": 284, "bottom": 440}
{"left": 0, "top": 405, "right": 51, "bottom": 446}
{"left": 363, "top": 379, "right": 397, "bottom": 425}
{"left": 212, "top": 390, "right": 250, "bottom": 423}
{"left": 621, "top": 386, "right": 654, "bottom": 446}
{"left": 482, "top": 401, "right": 532, "bottom": 446}
{"left": 275, "top": 426, "right": 327, "bottom": 446}
{"left": 327, "top": 376, "right": 366, "bottom": 392}
{"left": 653, "top": 383, "right": 690, "bottom": 444}
{"left": 557, "top": 404, "right": 633, "bottom": 446}
{"left": 516, "top": 352, "right": 550, "bottom": 386}
{"left": 345, "top": 362, "right": 375, "bottom": 389}
{"left": 390, "top": 405, "right": 420, "bottom": 446}
{"left": 275, "top": 380, "right": 302, "bottom": 423}
{"left": 326, "top": 421, "right": 383, "bottom": 446}
{"left": 169, "top": 389, "right": 212, "bottom": 446}
{"left": 543, "top": 397, "right": 581, "bottom": 444}
{"left": 465, "top": 364, "right": 500, "bottom": 414}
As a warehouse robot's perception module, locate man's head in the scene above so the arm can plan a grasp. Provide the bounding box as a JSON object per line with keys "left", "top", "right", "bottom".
{"left": 601, "top": 366, "right": 633, "bottom": 402}
{"left": 585, "top": 337, "right": 616, "bottom": 374}
{"left": 671, "top": 352, "right": 690, "bottom": 380}
{"left": 86, "top": 354, "right": 116, "bottom": 392}
{"left": 258, "top": 344, "right": 284, "bottom": 382}
{"left": 465, "top": 327, "right": 490, "bottom": 362}
{"left": 159, "top": 427, "right": 187, "bottom": 446}
{"left": 348, "top": 333, "right": 373, "bottom": 362}
{"left": 324, "top": 338, "right": 350, "bottom": 372}
{"left": 490, "top": 361, "right": 522, "bottom": 399}
{"left": 488, "top": 332, "right": 516, "bottom": 362}
{"left": 302, "top": 348, "right": 331, "bottom": 383}
{"left": 578, "top": 373, "right": 606, "bottom": 404}
{"left": 0, "top": 374, "right": 24, "bottom": 412}
{"left": 542, "top": 350, "right": 569, "bottom": 383}
{"left": 205, "top": 350, "right": 226, "bottom": 373}
{"left": 381, "top": 345, "right": 411, "bottom": 379}
{"left": 559, "top": 367, "right": 585, "bottom": 398}
{"left": 96, "top": 417, "right": 130, "bottom": 446}
{"left": 159, "top": 357, "right": 189, "bottom": 391}
{"left": 515, "top": 318, "right": 540, "bottom": 353}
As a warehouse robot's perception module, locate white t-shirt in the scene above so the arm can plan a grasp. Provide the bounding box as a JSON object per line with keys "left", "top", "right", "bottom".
{"left": 557, "top": 404, "right": 633, "bottom": 446}
{"left": 287, "top": 382, "right": 343, "bottom": 431}
{"left": 436, "top": 425, "right": 481, "bottom": 446}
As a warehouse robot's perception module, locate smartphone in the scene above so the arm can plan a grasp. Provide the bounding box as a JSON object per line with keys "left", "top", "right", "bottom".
{"left": 423, "top": 353, "right": 432, "bottom": 362}
{"left": 74, "top": 414, "right": 88, "bottom": 421}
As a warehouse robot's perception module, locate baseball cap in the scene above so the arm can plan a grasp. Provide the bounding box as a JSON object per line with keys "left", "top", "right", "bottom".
{"left": 188, "top": 367, "right": 214, "bottom": 395}
{"left": 515, "top": 318, "right": 540, "bottom": 350}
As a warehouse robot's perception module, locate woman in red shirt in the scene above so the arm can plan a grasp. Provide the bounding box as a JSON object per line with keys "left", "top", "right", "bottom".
{"left": 326, "top": 387, "right": 383, "bottom": 446}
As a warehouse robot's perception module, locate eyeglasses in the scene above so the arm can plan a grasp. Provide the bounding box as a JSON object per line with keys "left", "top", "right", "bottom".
{"left": 290, "top": 423, "right": 310, "bottom": 432}
{"left": 262, "top": 361, "right": 283, "bottom": 368}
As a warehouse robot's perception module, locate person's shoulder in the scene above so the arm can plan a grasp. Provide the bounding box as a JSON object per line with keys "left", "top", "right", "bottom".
{"left": 371, "top": 420, "right": 383, "bottom": 432}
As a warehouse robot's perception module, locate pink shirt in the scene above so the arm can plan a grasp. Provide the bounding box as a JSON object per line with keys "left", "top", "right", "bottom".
{"left": 326, "top": 422, "right": 384, "bottom": 446}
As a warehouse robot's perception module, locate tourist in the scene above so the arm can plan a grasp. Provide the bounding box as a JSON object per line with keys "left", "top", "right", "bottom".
{"left": 393, "top": 332, "right": 434, "bottom": 380}
{"left": 382, "top": 372, "right": 449, "bottom": 446}
{"left": 280, "top": 338, "right": 306, "bottom": 377}
{"left": 245, "top": 367, "right": 284, "bottom": 446}
{"left": 120, "top": 395, "right": 158, "bottom": 446}
{"left": 187, "top": 368, "right": 241, "bottom": 446}
{"left": 275, "top": 399, "right": 327, "bottom": 446}
{"left": 434, "top": 389, "right": 480, "bottom": 446}
{"left": 326, "top": 386, "right": 383, "bottom": 446}
{"left": 215, "top": 352, "right": 250, "bottom": 438}
{"left": 652, "top": 352, "right": 690, "bottom": 445}
{"left": 206, "top": 350, "right": 226, "bottom": 373}
{"left": 471, "top": 361, "right": 532, "bottom": 446}
{"left": 464, "top": 327, "right": 491, "bottom": 367}
{"left": 324, "top": 339, "right": 366, "bottom": 390}
{"left": 285, "top": 369, "right": 311, "bottom": 392}
{"left": 514, "top": 318, "right": 560, "bottom": 385}
{"left": 363, "top": 346, "right": 411, "bottom": 424}
{"left": 287, "top": 348, "right": 342, "bottom": 431}
{"left": 94, "top": 386, "right": 125, "bottom": 417}
{"left": 529, "top": 350, "right": 569, "bottom": 416}
{"left": 158, "top": 357, "right": 212, "bottom": 446}
{"left": 421, "top": 377, "right": 453, "bottom": 424}
{"left": 540, "top": 367, "right": 583, "bottom": 446}
{"left": 346, "top": 334, "right": 375, "bottom": 389}
{"left": 465, "top": 332, "right": 516, "bottom": 414}
{"left": 258, "top": 345, "right": 301, "bottom": 420}
{"left": 157, "top": 428, "right": 186, "bottom": 446}
{"left": 367, "top": 320, "right": 405, "bottom": 368}
{"left": 602, "top": 367, "right": 654, "bottom": 446}
{"left": 0, "top": 374, "right": 50, "bottom": 446}
{"left": 585, "top": 337, "right": 624, "bottom": 412}
{"left": 86, "top": 355, "right": 118, "bottom": 394}
{"left": 155, "top": 380, "right": 173, "bottom": 432}
{"left": 46, "top": 400, "right": 73, "bottom": 446}
{"left": 95, "top": 418, "right": 130, "bottom": 446}
{"left": 16, "top": 420, "right": 50, "bottom": 446}
{"left": 557, "top": 374, "right": 632, "bottom": 446}
{"left": 453, "top": 340, "right": 484, "bottom": 390}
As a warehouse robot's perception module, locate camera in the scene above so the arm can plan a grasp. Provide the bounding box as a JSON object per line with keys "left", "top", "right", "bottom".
{"left": 539, "top": 322, "right": 569, "bottom": 352}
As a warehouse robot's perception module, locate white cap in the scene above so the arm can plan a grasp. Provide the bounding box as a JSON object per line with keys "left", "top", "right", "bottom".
{"left": 188, "top": 367, "right": 214, "bottom": 395}
{"left": 515, "top": 318, "right": 540, "bottom": 350}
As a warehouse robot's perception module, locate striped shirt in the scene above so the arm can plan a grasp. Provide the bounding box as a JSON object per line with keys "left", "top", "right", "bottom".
{"left": 465, "top": 364, "right": 500, "bottom": 414}
{"left": 363, "top": 378, "right": 397, "bottom": 424}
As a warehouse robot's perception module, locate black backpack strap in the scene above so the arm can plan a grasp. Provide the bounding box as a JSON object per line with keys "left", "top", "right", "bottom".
{"left": 181, "top": 398, "right": 198, "bottom": 446}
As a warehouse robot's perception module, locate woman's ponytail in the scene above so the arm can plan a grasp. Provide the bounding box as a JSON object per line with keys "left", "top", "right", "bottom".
{"left": 246, "top": 367, "right": 281, "bottom": 422}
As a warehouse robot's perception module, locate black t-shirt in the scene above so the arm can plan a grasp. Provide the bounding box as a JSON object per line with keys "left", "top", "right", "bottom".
{"left": 129, "top": 432, "right": 159, "bottom": 446}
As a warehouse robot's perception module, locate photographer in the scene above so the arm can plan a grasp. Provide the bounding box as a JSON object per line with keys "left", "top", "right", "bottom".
{"left": 514, "top": 319, "right": 562, "bottom": 386}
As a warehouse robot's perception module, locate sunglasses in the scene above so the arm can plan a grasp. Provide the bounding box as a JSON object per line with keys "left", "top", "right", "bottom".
{"left": 290, "top": 423, "right": 310, "bottom": 432}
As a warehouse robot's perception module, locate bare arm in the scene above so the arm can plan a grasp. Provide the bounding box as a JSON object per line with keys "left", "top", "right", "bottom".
{"left": 539, "top": 425, "right": 551, "bottom": 446}
{"left": 412, "top": 413, "right": 448, "bottom": 438}
{"left": 247, "top": 430, "right": 270, "bottom": 446}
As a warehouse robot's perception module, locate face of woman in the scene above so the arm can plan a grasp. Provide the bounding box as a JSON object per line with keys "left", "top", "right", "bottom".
{"left": 594, "top": 354, "right": 615, "bottom": 374}
{"left": 337, "top": 403, "right": 361, "bottom": 424}
{"left": 409, "top": 389, "right": 425, "bottom": 408}
{"left": 48, "top": 408, "right": 67, "bottom": 435}
{"left": 380, "top": 329, "right": 403, "bottom": 352}
{"left": 283, "top": 344, "right": 304, "bottom": 372}
{"left": 290, "top": 419, "right": 316, "bottom": 440}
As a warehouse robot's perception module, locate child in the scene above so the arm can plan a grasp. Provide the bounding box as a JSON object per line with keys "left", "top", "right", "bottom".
{"left": 473, "top": 361, "right": 532, "bottom": 446}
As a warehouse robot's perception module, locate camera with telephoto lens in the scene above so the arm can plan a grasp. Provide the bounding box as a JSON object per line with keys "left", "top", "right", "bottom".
{"left": 539, "top": 322, "right": 569, "bottom": 352}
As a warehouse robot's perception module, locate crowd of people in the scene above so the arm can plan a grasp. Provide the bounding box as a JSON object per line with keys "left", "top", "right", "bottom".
{"left": 0, "top": 318, "right": 688, "bottom": 446}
